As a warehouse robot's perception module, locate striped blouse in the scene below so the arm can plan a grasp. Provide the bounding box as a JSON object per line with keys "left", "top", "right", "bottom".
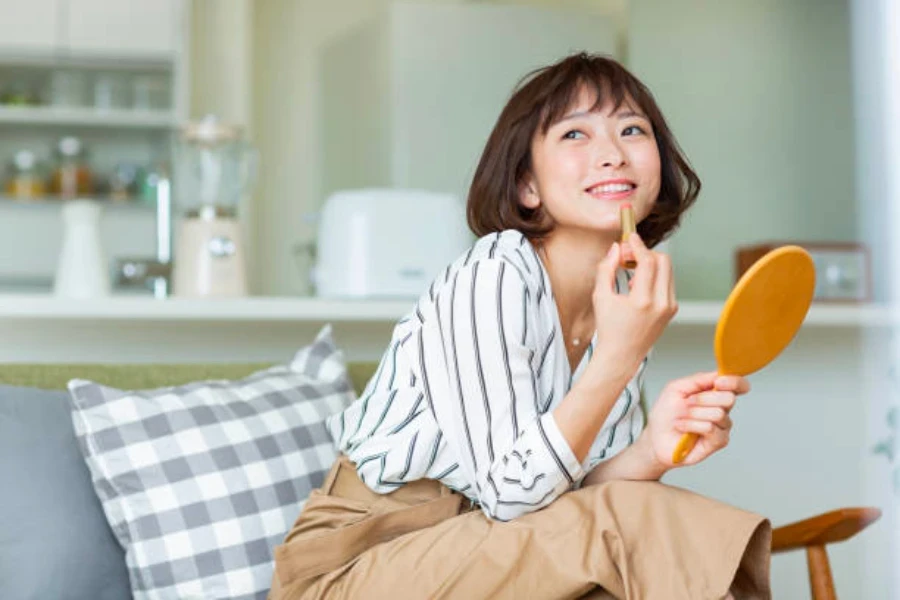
{"left": 325, "top": 229, "right": 647, "bottom": 521}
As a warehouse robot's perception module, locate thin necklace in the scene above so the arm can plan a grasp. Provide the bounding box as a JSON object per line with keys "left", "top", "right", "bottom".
{"left": 538, "top": 243, "right": 587, "bottom": 349}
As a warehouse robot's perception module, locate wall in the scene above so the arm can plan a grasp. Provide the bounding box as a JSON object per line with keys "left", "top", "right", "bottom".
{"left": 188, "top": 0, "right": 253, "bottom": 128}
{"left": 251, "top": 0, "right": 463, "bottom": 296}
{"left": 628, "top": 0, "right": 857, "bottom": 301}
{"left": 851, "top": 0, "right": 900, "bottom": 596}
{"left": 320, "top": 3, "right": 616, "bottom": 208}
{"left": 480, "top": 0, "right": 628, "bottom": 60}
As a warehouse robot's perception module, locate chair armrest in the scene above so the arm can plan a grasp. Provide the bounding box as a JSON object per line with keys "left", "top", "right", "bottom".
{"left": 771, "top": 507, "right": 882, "bottom": 553}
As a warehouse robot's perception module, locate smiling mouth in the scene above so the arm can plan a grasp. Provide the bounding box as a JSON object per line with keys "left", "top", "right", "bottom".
{"left": 586, "top": 182, "right": 636, "bottom": 196}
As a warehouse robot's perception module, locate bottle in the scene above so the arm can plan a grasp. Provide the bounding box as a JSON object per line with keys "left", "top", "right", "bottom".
{"left": 4, "top": 150, "right": 46, "bottom": 200}
{"left": 50, "top": 136, "right": 93, "bottom": 199}
{"left": 53, "top": 199, "right": 110, "bottom": 298}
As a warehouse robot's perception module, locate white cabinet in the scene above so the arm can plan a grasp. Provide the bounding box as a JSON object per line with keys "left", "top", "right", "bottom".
{"left": 0, "top": 0, "right": 189, "bottom": 292}
{"left": 0, "top": 0, "right": 182, "bottom": 60}
{"left": 0, "top": 0, "right": 60, "bottom": 55}
{"left": 64, "top": 0, "right": 180, "bottom": 59}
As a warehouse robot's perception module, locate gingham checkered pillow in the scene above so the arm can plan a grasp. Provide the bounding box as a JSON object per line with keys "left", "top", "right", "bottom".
{"left": 67, "top": 325, "right": 354, "bottom": 600}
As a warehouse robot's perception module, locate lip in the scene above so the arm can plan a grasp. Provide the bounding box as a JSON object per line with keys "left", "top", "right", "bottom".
{"left": 585, "top": 178, "right": 637, "bottom": 200}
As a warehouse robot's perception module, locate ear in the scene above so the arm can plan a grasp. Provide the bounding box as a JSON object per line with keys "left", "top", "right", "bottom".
{"left": 517, "top": 176, "right": 540, "bottom": 210}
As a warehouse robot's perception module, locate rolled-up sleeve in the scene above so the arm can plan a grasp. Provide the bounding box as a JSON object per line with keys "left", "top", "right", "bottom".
{"left": 419, "top": 258, "right": 584, "bottom": 521}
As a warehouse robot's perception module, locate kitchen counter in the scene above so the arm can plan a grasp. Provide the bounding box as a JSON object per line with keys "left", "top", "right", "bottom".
{"left": 0, "top": 294, "right": 895, "bottom": 327}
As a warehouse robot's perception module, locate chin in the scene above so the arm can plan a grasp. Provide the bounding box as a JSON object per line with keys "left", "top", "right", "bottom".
{"left": 574, "top": 223, "right": 619, "bottom": 239}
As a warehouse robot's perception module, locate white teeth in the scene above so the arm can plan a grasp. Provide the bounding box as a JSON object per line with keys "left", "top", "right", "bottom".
{"left": 589, "top": 183, "right": 634, "bottom": 194}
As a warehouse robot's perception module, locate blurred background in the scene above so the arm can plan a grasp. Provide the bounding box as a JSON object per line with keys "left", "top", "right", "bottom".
{"left": 0, "top": 0, "right": 898, "bottom": 597}
{"left": 0, "top": 0, "right": 891, "bottom": 302}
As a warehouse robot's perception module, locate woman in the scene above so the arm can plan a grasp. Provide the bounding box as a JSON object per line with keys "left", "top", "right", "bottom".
{"left": 270, "top": 52, "right": 771, "bottom": 600}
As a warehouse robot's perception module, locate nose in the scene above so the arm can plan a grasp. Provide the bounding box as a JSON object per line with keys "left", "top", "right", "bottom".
{"left": 595, "top": 138, "right": 626, "bottom": 168}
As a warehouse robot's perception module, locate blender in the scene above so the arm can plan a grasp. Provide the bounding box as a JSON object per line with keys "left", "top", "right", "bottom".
{"left": 171, "top": 115, "right": 258, "bottom": 297}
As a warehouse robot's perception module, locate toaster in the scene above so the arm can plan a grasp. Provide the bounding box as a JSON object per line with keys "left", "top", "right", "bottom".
{"left": 311, "top": 188, "right": 473, "bottom": 299}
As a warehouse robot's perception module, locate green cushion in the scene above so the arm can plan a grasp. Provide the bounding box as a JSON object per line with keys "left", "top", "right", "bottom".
{"left": 0, "top": 362, "right": 646, "bottom": 423}
{"left": 0, "top": 362, "right": 379, "bottom": 397}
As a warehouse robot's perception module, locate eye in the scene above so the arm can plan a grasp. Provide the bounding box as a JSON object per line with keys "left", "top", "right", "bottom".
{"left": 622, "top": 125, "right": 647, "bottom": 136}
{"left": 563, "top": 129, "right": 586, "bottom": 140}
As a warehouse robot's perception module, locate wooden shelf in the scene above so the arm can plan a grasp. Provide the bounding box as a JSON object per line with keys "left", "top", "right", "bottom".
{"left": 0, "top": 295, "right": 894, "bottom": 327}
{"left": 0, "top": 105, "right": 175, "bottom": 129}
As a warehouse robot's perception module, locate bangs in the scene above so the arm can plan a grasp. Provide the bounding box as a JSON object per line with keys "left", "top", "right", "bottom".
{"left": 537, "top": 62, "right": 648, "bottom": 134}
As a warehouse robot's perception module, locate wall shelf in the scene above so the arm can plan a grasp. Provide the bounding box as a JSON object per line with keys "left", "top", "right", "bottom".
{"left": 0, "top": 295, "right": 414, "bottom": 322}
{"left": 0, "top": 295, "right": 894, "bottom": 327}
{"left": 0, "top": 106, "right": 176, "bottom": 129}
{"left": 673, "top": 301, "right": 897, "bottom": 327}
{"left": 0, "top": 195, "right": 155, "bottom": 209}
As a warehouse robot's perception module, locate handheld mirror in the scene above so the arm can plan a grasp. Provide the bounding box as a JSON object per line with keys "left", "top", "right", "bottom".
{"left": 670, "top": 245, "right": 816, "bottom": 464}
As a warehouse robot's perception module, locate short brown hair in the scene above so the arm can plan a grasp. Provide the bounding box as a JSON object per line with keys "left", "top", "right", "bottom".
{"left": 466, "top": 52, "right": 700, "bottom": 248}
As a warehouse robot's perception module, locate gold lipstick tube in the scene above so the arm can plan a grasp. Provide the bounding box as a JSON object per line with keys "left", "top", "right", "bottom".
{"left": 620, "top": 203, "right": 637, "bottom": 269}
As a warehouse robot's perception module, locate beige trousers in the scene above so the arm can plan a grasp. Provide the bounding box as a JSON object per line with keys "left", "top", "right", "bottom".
{"left": 270, "top": 455, "right": 771, "bottom": 600}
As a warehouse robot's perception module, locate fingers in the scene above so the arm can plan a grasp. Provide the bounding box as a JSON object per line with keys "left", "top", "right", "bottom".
{"left": 666, "top": 251, "right": 676, "bottom": 306}
{"left": 688, "top": 390, "right": 737, "bottom": 412}
{"left": 626, "top": 234, "right": 676, "bottom": 321}
{"left": 714, "top": 375, "right": 751, "bottom": 395}
{"left": 675, "top": 419, "right": 714, "bottom": 435}
{"left": 628, "top": 230, "right": 652, "bottom": 260}
{"left": 668, "top": 278, "right": 676, "bottom": 306}
{"left": 654, "top": 252, "right": 677, "bottom": 316}
{"left": 669, "top": 371, "right": 719, "bottom": 395}
{"left": 594, "top": 242, "right": 621, "bottom": 296}
{"left": 685, "top": 405, "right": 728, "bottom": 423}
{"left": 626, "top": 234, "right": 657, "bottom": 303}
{"left": 675, "top": 419, "right": 732, "bottom": 440}
{"left": 676, "top": 414, "right": 732, "bottom": 437}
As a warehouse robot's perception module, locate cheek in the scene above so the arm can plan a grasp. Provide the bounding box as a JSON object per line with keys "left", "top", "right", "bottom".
{"left": 550, "top": 148, "right": 590, "bottom": 183}
{"left": 633, "top": 145, "right": 662, "bottom": 193}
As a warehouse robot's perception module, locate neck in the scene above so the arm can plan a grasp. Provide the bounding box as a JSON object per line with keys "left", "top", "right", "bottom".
{"left": 531, "top": 228, "right": 617, "bottom": 341}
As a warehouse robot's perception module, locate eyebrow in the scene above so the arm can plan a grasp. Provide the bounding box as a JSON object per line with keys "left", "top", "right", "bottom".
{"left": 557, "top": 108, "right": 648, "bottom": 124}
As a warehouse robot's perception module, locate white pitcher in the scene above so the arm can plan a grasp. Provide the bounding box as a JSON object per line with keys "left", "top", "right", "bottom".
{"left": 54, "top": 199, "right": 111, "bottom": 298}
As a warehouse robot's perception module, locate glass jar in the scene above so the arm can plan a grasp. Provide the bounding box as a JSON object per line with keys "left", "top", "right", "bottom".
{"left": 49, "top": 136, "right": 93, "bottom": 198}
{"left": 133, "top": 74, "right": 170, "bottom": 111}
{"left": 93, "top": 72, "right": 131, "bottom": 110}
{"left": 108, "top": 162, "right": 143, "bottom": 201}
{"left": 0, "top": 81, "right": 38, "bottom": 106}
{"left": 4, "top": 150, "right": 46, "bottom": 200}
{"left": 45, "top": 70, "right": 89, "bottom": 107}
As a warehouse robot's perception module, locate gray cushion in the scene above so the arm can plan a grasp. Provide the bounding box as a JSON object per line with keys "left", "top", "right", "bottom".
{"left": 0, "top": 384, "right": 131, "bottom": 600}
{"left": 67, "top": 325, "right": 354, "bottom": 600}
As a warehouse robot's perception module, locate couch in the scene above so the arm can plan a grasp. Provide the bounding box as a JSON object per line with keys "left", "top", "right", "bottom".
{"left": 0, "top": 362, "right": 377, "bottom": 600}
{"left": 0, "top": 362, "right": 882, "bottom": 600}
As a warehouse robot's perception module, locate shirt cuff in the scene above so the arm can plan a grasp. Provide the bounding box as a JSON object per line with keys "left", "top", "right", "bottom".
{"left": 537, "top": 412, "right": 585, "bottom": 484}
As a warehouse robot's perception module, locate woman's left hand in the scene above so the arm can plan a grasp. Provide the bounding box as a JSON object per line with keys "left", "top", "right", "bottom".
{"left": 641, "top": 371, "right": 750, "bottom": 469}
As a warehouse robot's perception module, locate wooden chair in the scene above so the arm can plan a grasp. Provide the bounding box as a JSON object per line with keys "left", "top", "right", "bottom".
{"left": 771, "top": 507, "right": 882, "bottom": 600}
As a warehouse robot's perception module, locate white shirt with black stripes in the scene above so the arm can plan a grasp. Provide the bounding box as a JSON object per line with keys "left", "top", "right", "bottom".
{"left": 326, "top": 229, "right": 647, "bottom": 521}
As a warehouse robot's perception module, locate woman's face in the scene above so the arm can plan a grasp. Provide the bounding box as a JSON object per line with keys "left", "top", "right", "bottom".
{"left": 522, "top": 88, "right": 661, "bottom": 238}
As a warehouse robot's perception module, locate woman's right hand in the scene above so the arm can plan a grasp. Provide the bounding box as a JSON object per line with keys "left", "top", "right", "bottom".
{"left": 591, "top": 233, "right": 677, "bottom": 374}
